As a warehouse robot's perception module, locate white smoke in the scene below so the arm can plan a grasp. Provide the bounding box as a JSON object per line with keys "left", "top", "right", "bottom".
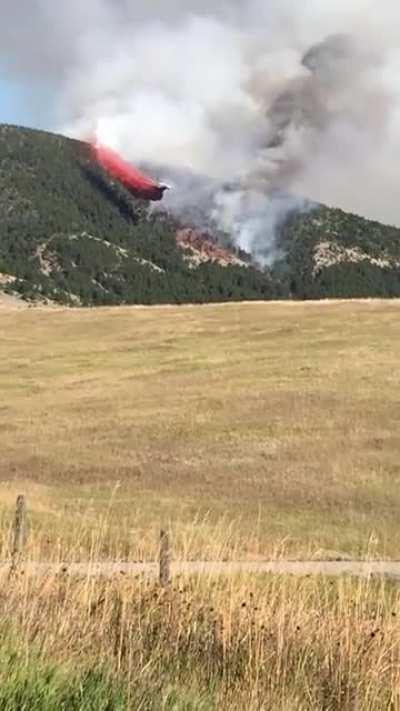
{"left": 2, "top": 1, "right": 400, "bottom": 260}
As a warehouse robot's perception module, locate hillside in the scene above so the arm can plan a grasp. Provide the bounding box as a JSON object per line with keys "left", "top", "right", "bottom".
{"left": 0, "top": 124, "right": 274, "bottom": 305}
{"left": 279, "top": 205, "right": 400, "bottom": 298}
{"left": 1, "top": 123, "right": 400, "bottom": 304}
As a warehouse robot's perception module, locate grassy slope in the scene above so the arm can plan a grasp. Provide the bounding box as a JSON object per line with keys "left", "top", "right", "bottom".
{"left": 1, "top": 300, "right": 400, "bottom": 559}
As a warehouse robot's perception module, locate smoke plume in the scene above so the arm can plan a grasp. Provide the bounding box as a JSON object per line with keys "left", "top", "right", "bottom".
{"left": 2, "top": 1, "right": 400, "bottom": 261}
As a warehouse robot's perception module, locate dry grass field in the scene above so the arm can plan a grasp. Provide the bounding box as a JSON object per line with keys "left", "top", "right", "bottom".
{"left": 1, "top": 299, "right": 400, "bottom": 708}
{"left": 1, "top": 299, "right": 400, "bottom": 560}
{"left": 0, "top": 566, "right": 399, "bottom": 709}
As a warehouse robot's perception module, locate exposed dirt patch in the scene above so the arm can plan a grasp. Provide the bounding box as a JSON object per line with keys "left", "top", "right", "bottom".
{"left": 0, "top": 290, "right": 26, "bottom": 309}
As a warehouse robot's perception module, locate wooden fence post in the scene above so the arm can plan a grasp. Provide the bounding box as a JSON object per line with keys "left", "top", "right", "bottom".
{"left": 11, "top": 495, "right": 27, "bottom": 572}
{"left": 159, "top": 529, "right": 171, "bottom": 587}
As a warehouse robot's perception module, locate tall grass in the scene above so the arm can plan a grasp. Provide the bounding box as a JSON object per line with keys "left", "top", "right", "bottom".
{"left": 0, "top": 644, "right": 126, "bottom": 710}
{"left": 1, "top": 540, "right": 399, "bottom": 709}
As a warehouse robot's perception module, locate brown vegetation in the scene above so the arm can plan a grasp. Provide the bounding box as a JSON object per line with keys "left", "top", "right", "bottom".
{"left": 2, "top": 552, "right": 400, "bottom": 709}
{"left": 1, "top": 300, "right": 400, "bottom": 559}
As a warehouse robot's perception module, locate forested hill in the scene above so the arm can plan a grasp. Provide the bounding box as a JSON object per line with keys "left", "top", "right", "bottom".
{"left": 275, "top": 204, "right": 400, "bottom": 299}
{"left": 1, "top": 123, "right": 400, "bottom": 305}
{"left": 0, "top": 124, "right": 275, "bottom": 305}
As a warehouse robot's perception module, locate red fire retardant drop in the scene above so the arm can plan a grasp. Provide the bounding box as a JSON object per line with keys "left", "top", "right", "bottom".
{"left": 91, "top": 142, "right": 169, "bottom": 201}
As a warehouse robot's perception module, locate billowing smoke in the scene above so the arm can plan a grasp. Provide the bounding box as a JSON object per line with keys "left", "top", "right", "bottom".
{"left": 2, "top": 1, "right": 400, "bottom": 261}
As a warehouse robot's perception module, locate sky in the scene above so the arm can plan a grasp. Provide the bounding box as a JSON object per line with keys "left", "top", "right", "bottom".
{"left": 0, "top": 76, "right": 32, "bottom": 126}
{"left": 0, "top": 65, "right": 54, "bottom": 128}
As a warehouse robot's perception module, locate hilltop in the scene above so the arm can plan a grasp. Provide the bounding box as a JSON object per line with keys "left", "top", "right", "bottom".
{"left": 1, "top": 124, "right": 400, "bottom": 304}
{"left": 278, "top": 204, "right": 400, "bottom": 299}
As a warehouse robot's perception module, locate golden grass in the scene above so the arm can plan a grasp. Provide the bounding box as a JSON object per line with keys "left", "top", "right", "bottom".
{"left": 1, "top": 300, "right": 400, "bottom": 558}
{"left": 2, "top": 555, "right": 400, "bottom": 709}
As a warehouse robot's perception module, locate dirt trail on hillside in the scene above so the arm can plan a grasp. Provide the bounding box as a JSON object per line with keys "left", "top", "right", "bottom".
{"left": 4, "top": 560, "right": 400, "bottom": 580}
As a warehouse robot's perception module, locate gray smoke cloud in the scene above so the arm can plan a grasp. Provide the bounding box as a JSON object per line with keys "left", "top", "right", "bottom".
{"left": 2, "top": 1, "right": 400, "bottom": 261}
